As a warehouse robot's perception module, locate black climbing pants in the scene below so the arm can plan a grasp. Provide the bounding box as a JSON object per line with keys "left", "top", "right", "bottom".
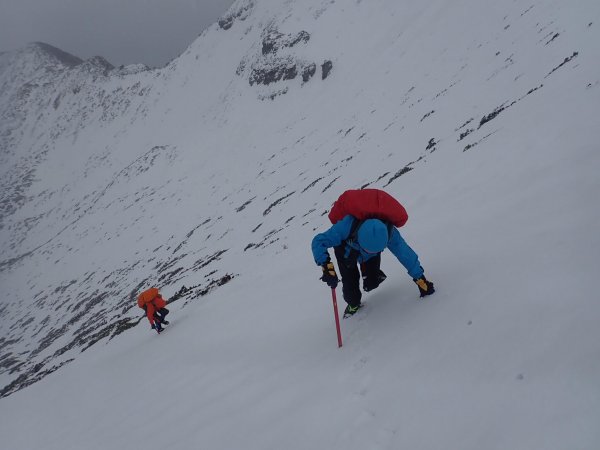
{"left": 334, "top": 246, "right": 382, "bottom": 307}
{"left": 154, "top": 307, "right": 169, "bottom": 324}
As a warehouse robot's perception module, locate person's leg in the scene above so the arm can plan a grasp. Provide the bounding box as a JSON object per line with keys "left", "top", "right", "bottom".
{"left": 157, "top": 308, "right": 169, "bottom": 324}
{"left": 334, "top": 246, "right": 362, "bottom": 307}
{"left": 361, "top": 254, "right": 386, "bottom": 291}
{"left": 361, "top": 253, "right": 381, "bottom": 277}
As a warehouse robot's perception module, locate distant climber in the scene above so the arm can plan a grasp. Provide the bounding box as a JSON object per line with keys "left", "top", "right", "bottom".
{"left": 137, "top": 287, "right": 170, "bottom": 334}
{"left": 312, "top": 189, "right": 435, "bottom": 317}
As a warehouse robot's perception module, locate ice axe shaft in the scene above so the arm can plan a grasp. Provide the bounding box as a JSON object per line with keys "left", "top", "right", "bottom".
{"left": 331, "top": 288, "right": 343, "bottom": 348}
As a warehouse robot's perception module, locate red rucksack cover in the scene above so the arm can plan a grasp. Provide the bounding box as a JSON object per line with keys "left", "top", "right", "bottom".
{"left": 328, "top": 189, "right": 408, "bottom": 227}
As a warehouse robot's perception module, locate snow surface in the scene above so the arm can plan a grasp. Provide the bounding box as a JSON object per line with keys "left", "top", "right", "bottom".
{"left": 1, "top": 0, "right": 600, "bottom": 449}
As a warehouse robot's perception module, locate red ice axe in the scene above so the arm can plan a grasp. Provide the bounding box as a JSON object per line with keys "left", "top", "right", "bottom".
{"left": 331, "top": 288, "right": 343, "bottom": 348}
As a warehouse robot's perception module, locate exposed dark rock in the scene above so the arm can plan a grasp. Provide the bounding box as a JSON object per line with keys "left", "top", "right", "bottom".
{"left": 545, "top": 51, "right": 578, "bottom": 78}
{"left": 420, "top": 110, "right": 435, "bottom": 122}
{"left": 110, "top": 317, "right": 141, "bottom": 338}
{"left": 458, "top": 129, "right": 474, "bottom": 141}
{"left": 262, "top": 29, "right": 284, "bottom": 54}
{"left": 302, "top": 177, "right": 323, "bottom": 193}
{"left": 262, "top": 29, "right": 310, "bottom": 55}
{"left": 455, "top": 118, "right": 474, "bottom": 131}
{"left": 263, "top": 192, "right": 295, "bottom": 216}
{"left": 249, "top": 57, "right": 298, "bottom": 85}
{"left": 321, "top": 176, "right": 340, "bottom": 193}
{"left": 1, "top": 359, "right": 74, "bottom": 398}
{"left": 463, "top": 130, "right": 499, "bottom": 152}
{"left": 191, "top": 250, "right": 228, "bottom": 272}
{"left": 167, "top": 275, "right": 236, "bottom": 303}
{"left": 218, "top": 17, "right": 235, "bottom": 30}
{"left": 521, "top": 5, "right": 534, "bottom": 16}
{"left": 545, "top": 33, "right": 560, "bottom": 45}
{"left": 218, "top": 17, "right": 234, "bottom": 30}
{"left": 479, "top": 104, "right": 510, "bottom": 128}
{"left": 236, "top": 197, "right": 256, "bottom": 212}
{"left": 219, "top": 0, "right": 254, "bottom": 30}
{"left": 322, "top": 60, "right": 333, "bottom": 79}
{"left": 289, "top": 31, "right": 311, "bottom": 48}
{"left": 385, "top": 166, "right": 413, "bottom": 186}
{"left": 196, "top": 274, "right": 235, "bottom": 297}
{"left": 239, "top": 25, "right": 326, "bottom": 94}
{"left": 302, "top": 63, "right": 317, "bottom": 83}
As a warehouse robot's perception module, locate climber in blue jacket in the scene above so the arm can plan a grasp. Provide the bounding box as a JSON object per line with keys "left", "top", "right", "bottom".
{"left": 312, "top": 216, "right": 434, "bottom": 316}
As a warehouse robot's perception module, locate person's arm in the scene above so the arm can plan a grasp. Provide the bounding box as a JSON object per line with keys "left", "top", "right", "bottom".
{"left": 386, "top": 228, "right": 424, "bottom": 279}
{"left": 146, "top": 302, "right": 156, "bottom": 326}
{"left": 311, "top": 215, "right": 354, "bottom": 265}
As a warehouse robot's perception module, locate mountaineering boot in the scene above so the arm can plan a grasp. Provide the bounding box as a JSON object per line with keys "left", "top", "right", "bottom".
{"left": 343, "top": 303, "right": 362, "bottom": 318}
{"left": 414, "top": 275, "right": 435, "bottom": 298}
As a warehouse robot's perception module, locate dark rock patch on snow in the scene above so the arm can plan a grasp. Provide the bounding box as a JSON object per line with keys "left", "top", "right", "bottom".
{"left": 322, "top": 60, "right": 333, "bottom": 79}
{"left": 219, "top": 0, "right": 254, "bottom": 30}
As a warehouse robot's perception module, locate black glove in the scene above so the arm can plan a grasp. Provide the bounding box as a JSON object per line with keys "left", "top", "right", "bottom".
{"left": 320, "top": 260, "right": 339, "bottom": 289}
{"left": 363, "top": 270, "right": 387, "bottom": 292}
{"left": 414, "top": 275, "right": 435, "bottom": 298}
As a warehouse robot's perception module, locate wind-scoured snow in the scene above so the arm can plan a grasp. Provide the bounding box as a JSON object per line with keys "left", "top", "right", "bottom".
{"left": 0, "top": 0, "right": 599, "bottom": 448}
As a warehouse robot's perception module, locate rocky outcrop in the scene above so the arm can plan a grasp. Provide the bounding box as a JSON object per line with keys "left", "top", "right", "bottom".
{"left": 240, "top": 26, "right": 331, "bottom": 96}
{"left": 219, "top": 0, "right": 255, "bottom": 30}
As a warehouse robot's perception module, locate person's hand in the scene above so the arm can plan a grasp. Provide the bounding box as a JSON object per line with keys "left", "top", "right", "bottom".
{"left": 414, "top": 276, "right": 435, "bottom": 297}
{"left": 320, "top": 260, "right": 339, "bottom": 289}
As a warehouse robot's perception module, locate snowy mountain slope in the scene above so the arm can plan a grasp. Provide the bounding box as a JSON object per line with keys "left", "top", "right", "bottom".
{"left": 0, "top": 0, "right": 599, "bottom": 448}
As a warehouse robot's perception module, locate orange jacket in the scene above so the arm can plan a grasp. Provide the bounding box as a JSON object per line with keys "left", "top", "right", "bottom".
{"left": 138, "top": 287, "right": 167, "bottom": 325}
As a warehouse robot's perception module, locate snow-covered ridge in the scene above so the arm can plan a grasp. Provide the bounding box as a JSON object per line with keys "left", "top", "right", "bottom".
{"left": 0, "top": 0, "right": 598, "bottom": 423}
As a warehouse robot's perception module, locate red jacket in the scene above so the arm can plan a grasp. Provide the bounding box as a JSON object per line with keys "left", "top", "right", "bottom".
{"left": 138, "top": 287, "right": 167, "bottom": 325}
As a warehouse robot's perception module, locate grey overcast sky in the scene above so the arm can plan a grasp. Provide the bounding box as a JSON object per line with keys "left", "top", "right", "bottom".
{"left": 0, "top": 0, "right": 236, "bottom": 67}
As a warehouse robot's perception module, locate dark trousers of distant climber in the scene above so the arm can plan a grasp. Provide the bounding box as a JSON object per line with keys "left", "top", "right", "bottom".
{"left": 334, "top": 245, "right": 382, "bottom": 307}
{"left": 154, "top": 308, "right": 169, "bottom": 324}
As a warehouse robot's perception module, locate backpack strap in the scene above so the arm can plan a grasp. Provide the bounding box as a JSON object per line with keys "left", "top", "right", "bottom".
{"left": 348, "top": 218, "right": 364, "bottom": 244}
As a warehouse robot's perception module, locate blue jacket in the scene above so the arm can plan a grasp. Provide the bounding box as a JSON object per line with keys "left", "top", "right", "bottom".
{"left": 311, "top": 215, "right": 424, "bottom": 279}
